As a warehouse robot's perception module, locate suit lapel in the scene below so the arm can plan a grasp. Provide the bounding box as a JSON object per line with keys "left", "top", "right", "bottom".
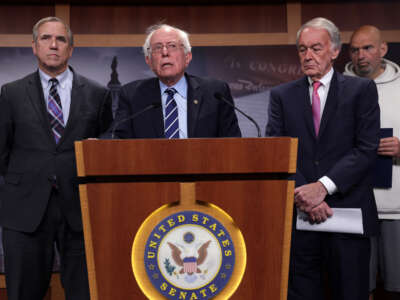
{"left": 26, "top": 71, "right": 54, "bottom": 143}
{"left": 319, "top": 71, "right": 341, "bottom": 137}
{"left": 186, "top": 74, "right": 201, "bottom": 137}
{"left": 297, "top": 77, "right": 316, "bottom": 138}
{"left": 145, "top": 79, "right": 164, "bottom": 138}
{"left": 59, "top": 70, "right": 84, "bottom": 146}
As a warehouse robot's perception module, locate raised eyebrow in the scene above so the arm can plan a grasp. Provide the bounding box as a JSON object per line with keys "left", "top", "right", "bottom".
{"left": 39, "top": 34, "right": 67, "bottom": 41}
{"left": 56, "top": 35, "right": 68, "bottom": 41}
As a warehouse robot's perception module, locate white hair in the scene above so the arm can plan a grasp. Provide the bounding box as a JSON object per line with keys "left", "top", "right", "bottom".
{"left": 142, "top": 24, "right": 191, "bottom": 57}
{"left": 296, "top": 17, "right": 341, "bottom": 52}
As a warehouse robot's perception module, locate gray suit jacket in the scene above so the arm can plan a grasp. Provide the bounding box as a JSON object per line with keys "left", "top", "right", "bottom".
{"left": 0, "top": 68, "right": 113, "bottom": 232}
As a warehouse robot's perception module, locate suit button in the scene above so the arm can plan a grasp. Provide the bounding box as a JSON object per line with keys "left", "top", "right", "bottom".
{"left": 315, "top": 161, "right": 319, "bottom": 165}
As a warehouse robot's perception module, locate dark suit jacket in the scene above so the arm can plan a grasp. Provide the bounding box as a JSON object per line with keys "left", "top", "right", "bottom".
{"left": 0, "top": 69, "right": 113, "bottom": 233}
{"left": 266, "top": 71, "right": 380, "bottom": 236}
{"left": 108, "top": 73, "right": 241, "bottom": 138}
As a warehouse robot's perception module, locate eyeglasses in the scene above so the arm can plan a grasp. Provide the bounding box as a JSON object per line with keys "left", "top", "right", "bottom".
{"left": 148, "top": 42, "right": 183, "bottom": 54}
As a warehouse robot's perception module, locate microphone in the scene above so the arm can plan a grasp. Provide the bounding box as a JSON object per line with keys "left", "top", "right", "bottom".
{"left": 214, "top": 92, "right": 261, "bottom": 137}
{"left": 111, "top": 103, "right": 161, "bottom": 139}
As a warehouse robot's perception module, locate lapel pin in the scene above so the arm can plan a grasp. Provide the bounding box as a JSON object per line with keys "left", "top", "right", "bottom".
{"left": 194, "top": 99, "right": 198, "bottom": 105}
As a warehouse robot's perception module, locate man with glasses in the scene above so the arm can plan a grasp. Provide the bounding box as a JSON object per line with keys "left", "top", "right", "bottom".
{"left": 108, "top": 24, "right": 241, "bottom": 139}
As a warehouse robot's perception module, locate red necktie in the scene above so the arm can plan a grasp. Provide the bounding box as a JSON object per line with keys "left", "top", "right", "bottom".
{"left": 312, "top": 81, "right": 321, "bottom": 136}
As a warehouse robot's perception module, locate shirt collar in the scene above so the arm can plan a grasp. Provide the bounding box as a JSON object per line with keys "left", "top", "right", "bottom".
{"left": 159, "top": 75, "right": 188, "bottom": 98}
{"left": 307, "top": 67, "right": 334, "bottom": 87}
{"left": 39, "top": 67, "right": 72, "bottom": 89}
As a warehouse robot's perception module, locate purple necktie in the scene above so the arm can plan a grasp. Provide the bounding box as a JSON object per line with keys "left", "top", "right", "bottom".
{"left": 312, "top": 81, "right": 321, "bottom": 136}
{"left": 47, "top": 78, "right": 65, "bottom": 143}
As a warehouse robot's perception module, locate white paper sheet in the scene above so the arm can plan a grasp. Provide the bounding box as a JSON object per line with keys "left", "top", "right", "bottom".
{"left": 296, "top": 208, "right": 364, "bottom": 234}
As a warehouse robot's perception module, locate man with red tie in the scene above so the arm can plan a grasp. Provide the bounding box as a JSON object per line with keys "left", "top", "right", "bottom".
{"left": 266, "top": 17, "right": 380, "bottom": 300}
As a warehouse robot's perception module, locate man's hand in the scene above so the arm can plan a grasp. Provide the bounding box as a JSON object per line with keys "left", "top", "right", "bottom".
{"left": 294, "top": 181, "right": 328, "bottom": 212}
{"left": 308, "top": 201, "right": 333, "bottom": 223}
{"left": 378, "top": 136, "right": 400, "bottom": 157}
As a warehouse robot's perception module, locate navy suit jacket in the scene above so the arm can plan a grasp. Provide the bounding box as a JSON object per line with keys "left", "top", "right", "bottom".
{"left": 0, "top": 69, "right": 113, "bottom": 232}
{"left": 108, "top": 73, "right": 241, "bottom": 138}
{"left": 266, "top": 71, "right": 380, "bottom": 236}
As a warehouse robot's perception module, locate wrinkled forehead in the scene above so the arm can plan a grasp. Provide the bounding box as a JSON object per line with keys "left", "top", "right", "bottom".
{"left": 351, "top": 32, "right": 380, "bottom": 48}
{"left": 150, "top": 28, "right": 181, "bottom": 45}
{"left": 37, "top": 21, "right": 68, "bottom": 37}
{"left": 299, "top": 27, "right": 332, "bottom": 46}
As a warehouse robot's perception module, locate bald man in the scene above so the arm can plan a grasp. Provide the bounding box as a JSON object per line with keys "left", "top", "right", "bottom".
{"left": 345, "top": 25, "right": 400, "bottom": 300}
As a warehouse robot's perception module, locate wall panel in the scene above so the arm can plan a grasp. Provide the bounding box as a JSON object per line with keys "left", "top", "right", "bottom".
{"left": 0, "top": 5, "right": 54, "bottom": 34}
{"left": 1, "top": 2, "right": 400, "bottom": 46}
{"left": 302, "top": 1, "right": 400, "bottom": 31}
{"left": 70, "top": 4, "right": 287, "bottom": 34}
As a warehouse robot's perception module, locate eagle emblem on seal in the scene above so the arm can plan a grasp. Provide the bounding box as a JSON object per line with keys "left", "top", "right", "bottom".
{"left": 167, "top": 240, "right": 211, "bottom": 275}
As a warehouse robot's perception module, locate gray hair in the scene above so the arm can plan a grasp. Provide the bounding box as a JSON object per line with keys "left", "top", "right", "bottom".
{"left": 296, "top": 17, "right": 341, "bottom": 52}
{"left": 33, "top": 16, "right": 74, "bottom": 46}
{"left": 142, "top": 24, "right": 191, "bottom": 57}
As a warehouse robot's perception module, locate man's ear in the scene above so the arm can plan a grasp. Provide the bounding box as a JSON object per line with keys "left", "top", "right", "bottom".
{"left": 185, "top": 52, "right": 192, "bottom": 67}
{"left": 331, "top": 48, "right": 340, "bottom": 61}
{"left": 32, "top": 41, "right": 37, "bottom": 56}
{"left": 380, "top": 42, "right": 388, "bottom": 58}
{"left": 145, "top": 55, "right": 151, "bottom": 67}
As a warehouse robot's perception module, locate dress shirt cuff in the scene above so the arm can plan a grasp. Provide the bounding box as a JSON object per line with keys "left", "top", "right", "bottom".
{"left": 318, "top": 176, "right": 337, "bottom": 195}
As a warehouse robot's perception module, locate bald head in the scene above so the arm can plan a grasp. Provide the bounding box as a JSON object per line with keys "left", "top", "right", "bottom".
{"left": 349, "top": 25, "right": 388, "bottom": 79}
{"left": 351, "top": 25, "right": 382, "bottom": 44}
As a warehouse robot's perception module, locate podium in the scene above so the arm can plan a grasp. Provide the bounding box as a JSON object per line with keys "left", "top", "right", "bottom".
{"left": 75, "top": 137, "right": 297, "bottom": 300}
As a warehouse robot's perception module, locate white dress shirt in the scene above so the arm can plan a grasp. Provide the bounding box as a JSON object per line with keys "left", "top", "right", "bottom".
{"left": 307, "top": 68, "right": 338, "bottom": 195}
{"left": 159, "top": 76, "right": 188, "bottom": 139}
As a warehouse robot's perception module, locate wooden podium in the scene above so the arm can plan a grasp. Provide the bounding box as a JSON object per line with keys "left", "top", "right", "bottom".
{"left": 75, "top": 137, "right": 297, "bottom": 300}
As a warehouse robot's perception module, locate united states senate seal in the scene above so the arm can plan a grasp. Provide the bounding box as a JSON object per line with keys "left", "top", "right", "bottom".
{"left": 131, "top": 184, "right": 246, "bottom": 299}
{"left": 144, "top": 211, "right": 234, "bottom": 299}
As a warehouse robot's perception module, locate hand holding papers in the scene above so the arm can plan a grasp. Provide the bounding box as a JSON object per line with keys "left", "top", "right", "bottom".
{"left": 296, "top": 208, "right": 364, "bottom": 234}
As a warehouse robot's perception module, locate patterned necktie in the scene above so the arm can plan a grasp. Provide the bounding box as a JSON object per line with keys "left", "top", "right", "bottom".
{"left": 47, "top": 78, "right": 65, "bottom": 143}
{"left": 312, "top": 81, "right": 321, "bottom": 136}
{"left": 164, "top": 88, "right": 179, "bottom": 139}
